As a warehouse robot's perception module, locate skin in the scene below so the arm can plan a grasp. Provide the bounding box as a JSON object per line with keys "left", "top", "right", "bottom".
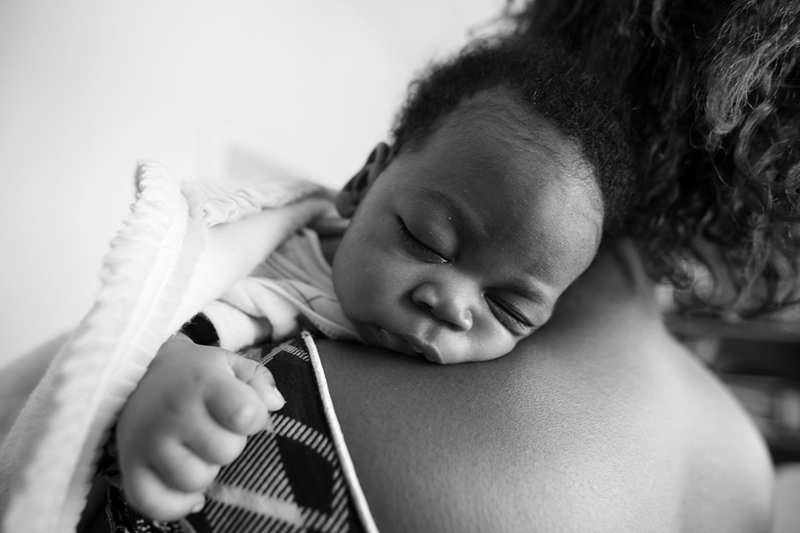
{"left": 113, "top": 89, "right": 605, "bottom": 520}
{"left": 321, "top": 241, "right": 774, "bottom": 532}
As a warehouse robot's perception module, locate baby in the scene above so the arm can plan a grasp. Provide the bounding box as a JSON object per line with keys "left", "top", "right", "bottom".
{"left": 114, "top": 36, "right": 634, "bottom": 520}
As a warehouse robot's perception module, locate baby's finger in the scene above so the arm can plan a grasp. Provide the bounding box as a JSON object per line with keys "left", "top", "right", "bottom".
{"left": 123, "top": 462, "right": 206, "bottom": 522}
{"left": 150, "top": 442, "right": 223, "bottom": 493}
{"left": 206, "top": 375, "right": 269, "bottom": 435}
{"left": 181, "top": 417, "right": 250, "bottom": 465}
{"left": 228, "top": 353, "right": 286, "bottom": 411}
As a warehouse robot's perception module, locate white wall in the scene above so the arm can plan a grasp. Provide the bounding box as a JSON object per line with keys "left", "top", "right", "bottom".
{"left": 0, "top": 0, "right": 505, "bottom": 363}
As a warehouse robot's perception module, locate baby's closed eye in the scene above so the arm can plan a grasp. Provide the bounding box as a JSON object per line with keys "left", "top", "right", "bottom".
{"left": 396, "top": 216, "right": 448, "bottom": 264}
{"left": 484, "top": 295, "right": 536, "bottom": 335}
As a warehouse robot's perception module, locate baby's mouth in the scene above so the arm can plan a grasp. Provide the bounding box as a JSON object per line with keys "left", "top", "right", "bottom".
{"left": 371, "top": 327, "right": 424, "bottom": 358}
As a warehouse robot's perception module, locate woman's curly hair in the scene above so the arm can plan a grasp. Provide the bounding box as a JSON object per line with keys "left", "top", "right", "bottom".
{"left": 390, "top": 37, "right": 636, "bottom": 234}
{"left": 509, "top": 0, "right": 800, "bottom": 317}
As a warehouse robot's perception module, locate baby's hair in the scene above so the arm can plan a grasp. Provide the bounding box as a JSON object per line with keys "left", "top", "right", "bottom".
{"left": 390, "top": 37, "right": 635, "bottom": 234}
{"left": 510, "top": 0, "right": 800, "bottom": 317}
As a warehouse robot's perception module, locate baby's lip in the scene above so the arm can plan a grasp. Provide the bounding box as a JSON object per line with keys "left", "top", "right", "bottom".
{"left": 372, "top": 327, "right": 440, "bottom": 362}
{"left": 373, "top": 327, "right": 419, "bottom": 356}
{"left": 398, "top": 333, "right": 443, "bottom": 364}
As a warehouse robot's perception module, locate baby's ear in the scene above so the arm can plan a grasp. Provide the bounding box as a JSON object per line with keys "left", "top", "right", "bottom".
{"left": 335, "top": 142, "right": 392, "bottom": 218}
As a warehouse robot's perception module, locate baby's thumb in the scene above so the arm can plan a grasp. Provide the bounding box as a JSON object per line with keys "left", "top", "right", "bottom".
{"left": 227, "top": 354, "right": 286, "bottom": 412}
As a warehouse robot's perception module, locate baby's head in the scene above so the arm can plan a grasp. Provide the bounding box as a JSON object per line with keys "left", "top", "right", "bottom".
{"left": 332, "top": 38, "right": 634, "bottom": 364}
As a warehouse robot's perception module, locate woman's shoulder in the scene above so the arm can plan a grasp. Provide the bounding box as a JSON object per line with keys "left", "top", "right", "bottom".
{"left": 318, "top": 240, "right": 774, "bottom": 532}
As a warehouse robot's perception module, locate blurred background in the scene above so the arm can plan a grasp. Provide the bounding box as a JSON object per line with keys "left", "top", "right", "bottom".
{"left": 0, "top": 0, "right": 505, "bottom": 364}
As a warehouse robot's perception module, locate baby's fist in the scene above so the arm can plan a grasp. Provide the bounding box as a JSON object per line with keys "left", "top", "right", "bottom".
{"left": 207, "top": 351, "right": 286, "bottom": 435}
{"left": 116, "top": 334, "right": 285, "bottom": 521}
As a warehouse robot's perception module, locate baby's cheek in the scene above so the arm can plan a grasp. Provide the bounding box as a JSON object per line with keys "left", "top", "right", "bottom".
{"left": 433, "top": 329, "right": 512, "bottom": 364}
{"left": 336, "top": 266, "right": 387, "bottom": 324}
{"left": 476, "top": 329, "right": 520, "bottom": 362}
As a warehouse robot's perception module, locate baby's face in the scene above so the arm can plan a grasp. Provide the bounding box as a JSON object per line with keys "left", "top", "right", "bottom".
{"left": 332, "top": 98, "right": 602, "bottom": 364}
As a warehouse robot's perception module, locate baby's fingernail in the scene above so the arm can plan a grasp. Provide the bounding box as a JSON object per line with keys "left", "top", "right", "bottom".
{"left": 268, "top": 388, "right": 285, "bottom": 410}
{"left": 191, "top": 498, "right": 205, "bottom": 514}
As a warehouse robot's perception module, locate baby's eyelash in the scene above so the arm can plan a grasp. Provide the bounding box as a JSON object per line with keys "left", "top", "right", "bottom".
{"left": 486, "top": 296, "right": 535, "bottom": 334}
{"left": 397, "top": 218, "right": 417, "bottom": 244}
{"left": 396, "top": 217, "right": 447, "bottom": 263}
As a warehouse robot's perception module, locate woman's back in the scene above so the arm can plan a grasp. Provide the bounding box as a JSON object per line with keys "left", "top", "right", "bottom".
{"left": 318, "top": 241, "right": 774, "bottom": 532}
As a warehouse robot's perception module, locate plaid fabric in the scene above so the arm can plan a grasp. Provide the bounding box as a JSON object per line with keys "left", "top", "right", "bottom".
{"left": 95, "top": 337, "right": 370, "bottom": 533}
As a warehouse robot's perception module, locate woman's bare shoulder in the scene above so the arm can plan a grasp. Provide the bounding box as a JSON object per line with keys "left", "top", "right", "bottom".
{"left": 317, "top": 242, "right": 774, "bottom": 533}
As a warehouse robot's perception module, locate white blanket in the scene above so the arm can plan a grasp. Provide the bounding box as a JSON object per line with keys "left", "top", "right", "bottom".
{"left": 0, "top": 161, "right": 335, "bottom": 532}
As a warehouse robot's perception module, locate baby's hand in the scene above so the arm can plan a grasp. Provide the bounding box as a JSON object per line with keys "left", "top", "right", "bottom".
{"left": 115, "top": 334, "right": 285, "bottom": 521}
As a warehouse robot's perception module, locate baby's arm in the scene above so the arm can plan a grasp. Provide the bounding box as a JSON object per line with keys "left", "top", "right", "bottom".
{"left": 115, "top": 333, "right": 285, "bottom": 520}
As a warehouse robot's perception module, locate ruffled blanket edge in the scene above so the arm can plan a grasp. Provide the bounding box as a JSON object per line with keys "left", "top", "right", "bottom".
{"left": 0, "top": 161, "right": 334, "bottom": 532}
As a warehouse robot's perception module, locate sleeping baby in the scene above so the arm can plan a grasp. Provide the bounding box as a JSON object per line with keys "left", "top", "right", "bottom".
{"left": 111, "top": 36, "right": 635, "bottom": 522}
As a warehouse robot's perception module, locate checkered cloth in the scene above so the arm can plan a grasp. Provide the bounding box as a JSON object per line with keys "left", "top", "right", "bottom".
{"left": 93, "top": 336, "right": 375, "bottom": 533}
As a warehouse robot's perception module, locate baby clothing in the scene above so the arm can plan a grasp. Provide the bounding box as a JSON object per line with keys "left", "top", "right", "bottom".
{"left": 200, "top": 223, "right": 360, "bottom": 351}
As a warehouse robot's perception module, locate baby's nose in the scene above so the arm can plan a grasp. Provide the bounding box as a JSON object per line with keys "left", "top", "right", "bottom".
{"left": 411, "top": 282, "right": 473, "bottom": 331}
